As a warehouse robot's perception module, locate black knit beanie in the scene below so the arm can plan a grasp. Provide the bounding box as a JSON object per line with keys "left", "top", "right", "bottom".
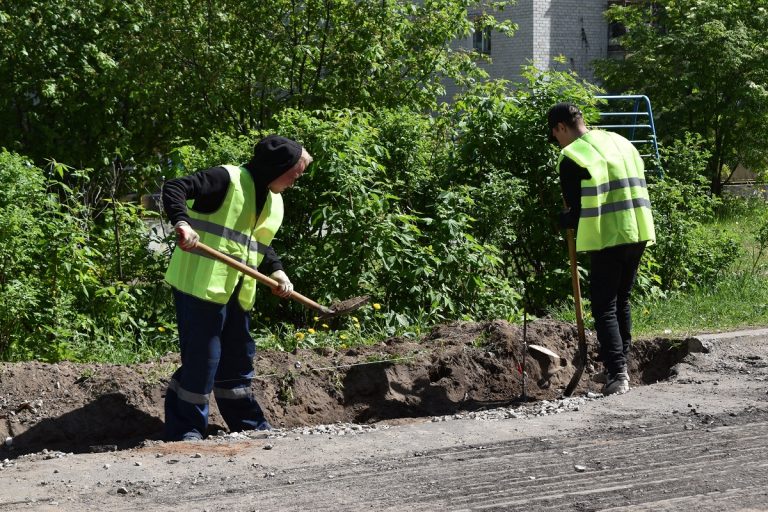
{"left": 251, "top": 135, "right": 303, "bottom": 183}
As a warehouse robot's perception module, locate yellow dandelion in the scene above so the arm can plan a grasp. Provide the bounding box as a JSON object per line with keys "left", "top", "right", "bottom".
{"left": 308, "top": 328, "right": 316, "bottom": 334}
{"left": 295, "top": 332, "right": 305, "bottom": 340}
{"left": 322, "top": 323, "right": 329, "bottom": 329}
{"left": 339, "top": 334, "right": 348, "bottom": 340}
{"left": 352, "top": 317, "right": 359, "bottom": 323}
{"left": 373, "top": 303, "right": 381, "bottom": 310}
{"left": 313, "top": 316, "right": 320, "bottom": 322}
{"left": 157, "top": 326, "right": 166, "bottom": 332}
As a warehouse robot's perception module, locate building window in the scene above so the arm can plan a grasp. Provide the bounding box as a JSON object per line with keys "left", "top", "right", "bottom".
{"left": 607, "top": 20, "right": 626, "bottom": 52}
{"left": 473, "top": 26, "right": 491, "bottom": 55}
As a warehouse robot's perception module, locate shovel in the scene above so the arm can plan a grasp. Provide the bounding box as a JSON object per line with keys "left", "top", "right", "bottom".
{"left": 194, "top": 242, "right": 369, "bottom": 319}
{"left": 563, "top": 227, "right": 588, "bottom": 397}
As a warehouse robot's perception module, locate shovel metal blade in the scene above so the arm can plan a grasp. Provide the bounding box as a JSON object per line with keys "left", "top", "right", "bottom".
{"left": 318, "top": 295, "right": 371, "bottom": 319}
{"left": 527, "top": 343, "right": 561, "bottom": 360}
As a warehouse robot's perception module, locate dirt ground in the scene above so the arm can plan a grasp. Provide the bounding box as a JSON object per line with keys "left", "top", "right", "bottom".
{"left": 0, "top": 319, "right": 686, "bottom": 457}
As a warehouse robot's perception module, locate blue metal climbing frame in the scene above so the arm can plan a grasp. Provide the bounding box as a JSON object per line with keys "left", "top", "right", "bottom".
{"left": 594, "top": 94, "right": 661, "bottom": 169}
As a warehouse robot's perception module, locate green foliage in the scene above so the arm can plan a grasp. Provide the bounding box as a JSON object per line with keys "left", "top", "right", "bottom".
{"left": 594, "top": 0, "right": 768, "bottom": 194}
{"left": 0, "top": 150, "right": 175, "bottom": 362}
{"left": 753, "top": 212, "right": 768, "bottom": 273}
{"left": 645, "top": 135, "right": 742, "bottom": 291}
{"left": 4, "top": 52, "right": 760, "bottom": 362}
{"left": 266, "top": 106, "right": 524, "bottom": 329}
{"left": 163, "top": 67, "right": 607, "bottom": 333}
{"left": 631, "top": 205, "right": 768, "bottom": 338}
{"left": 659, "top": 133, "right": 712, "bottom": 184}
{"left": 445, "top": 67, "right": 603, "bottom": 308}
{"left": 0, "top": 0, "right": 513, "bottom": 173}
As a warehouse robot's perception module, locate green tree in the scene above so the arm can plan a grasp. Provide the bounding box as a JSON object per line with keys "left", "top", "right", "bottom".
{"left": 594, "top": 0, "right": 768, "bottom": 194}
{"left": 0, "top": 1, "right": 144, "bottom": 167}
{"left": 0, "top": 151, "right": 172, "bottom": 362}
{"left": 0, "top": 0, "right": 514, "bottom": 173}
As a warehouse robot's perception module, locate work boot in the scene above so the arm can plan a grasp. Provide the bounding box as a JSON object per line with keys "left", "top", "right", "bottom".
{"left": 602, "top": 370, "right": 630, "bottom": 396}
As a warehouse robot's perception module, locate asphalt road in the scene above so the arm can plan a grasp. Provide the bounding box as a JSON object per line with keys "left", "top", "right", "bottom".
{"left": 2, "top": 329, "right": 767, "bottom": 511}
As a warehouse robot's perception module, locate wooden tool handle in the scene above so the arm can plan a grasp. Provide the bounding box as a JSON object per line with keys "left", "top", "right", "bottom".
{"left": 194, "top": 242, "right": 332, "bottom": 315}
{"left": 563, "top": 228, "right": 588, "bottom": 397}
{"left": 566, "top": 230, "right": 587, "bottom": 346}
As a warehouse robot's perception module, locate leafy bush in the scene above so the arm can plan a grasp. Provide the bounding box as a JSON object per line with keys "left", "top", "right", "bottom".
{"left": 0, "top": 151, "right": 175, "bottom": 361}
{"left": 4, "top": 65, "right": 750, "bottom": 362}
{"left": 646, "top": 135, "right": 739, "bottom": 291}
{"left": 162, "top": 68, "right": 606, "bottom": 334}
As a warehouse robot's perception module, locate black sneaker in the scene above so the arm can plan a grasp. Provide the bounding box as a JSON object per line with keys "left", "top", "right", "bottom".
{"left": 602, "top": 371, "right": 630, "bottom": 395}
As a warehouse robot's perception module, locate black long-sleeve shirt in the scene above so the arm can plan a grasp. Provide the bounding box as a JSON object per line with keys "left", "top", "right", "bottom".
{"left": 162, "top": 164, "right": 284, "bottom": 274}
{"left": 558, "top": 156, "right": 591, "bottom": 229}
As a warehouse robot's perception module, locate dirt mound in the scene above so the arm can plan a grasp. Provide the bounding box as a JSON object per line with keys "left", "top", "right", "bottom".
{"left": 0, "top": 319, "right": 687, "bottom": 457}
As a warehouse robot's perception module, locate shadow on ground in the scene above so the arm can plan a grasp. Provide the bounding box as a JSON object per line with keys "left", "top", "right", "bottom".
{"left": 5, "top": 394, "right": 162, "bottom": 457}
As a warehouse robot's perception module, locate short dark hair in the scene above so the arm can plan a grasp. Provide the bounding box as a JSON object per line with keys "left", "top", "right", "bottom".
{"left": 547, "top": 103, "right": 583, "bottom": 142}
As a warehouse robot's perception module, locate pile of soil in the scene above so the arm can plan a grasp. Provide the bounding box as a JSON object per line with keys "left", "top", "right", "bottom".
{"left": 0, "top": 319, "right": 686, "bottom": 456}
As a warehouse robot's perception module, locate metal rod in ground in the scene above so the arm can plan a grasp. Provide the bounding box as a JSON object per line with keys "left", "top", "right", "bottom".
{"left": 521, "top": 300, "right": 528, "bottom": 402}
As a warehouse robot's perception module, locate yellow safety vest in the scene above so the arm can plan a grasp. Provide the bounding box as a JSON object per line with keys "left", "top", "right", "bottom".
{"left": 558, "top": 130, "right": 655, "bottom": 252}
{"left": 165, "top": 165, "right": 284, "bottom": 310}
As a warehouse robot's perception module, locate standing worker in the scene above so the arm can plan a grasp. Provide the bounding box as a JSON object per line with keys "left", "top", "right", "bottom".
{"left": 547, "top": 103, "right": 655, "bottom": 396}
{"left": 162, "top": 135, "right": 313, "bottom": 441}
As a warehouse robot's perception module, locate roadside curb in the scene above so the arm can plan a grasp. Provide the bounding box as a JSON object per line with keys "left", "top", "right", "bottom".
{"left": 687, "top": 327, "right": 768, "bottom": 353}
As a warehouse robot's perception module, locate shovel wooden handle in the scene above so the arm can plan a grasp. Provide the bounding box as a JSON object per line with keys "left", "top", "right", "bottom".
{"left": 563, "top": 227, "right": 588, "bottom": 396}
{"left": 194, "top": 242, "right": 333, "bottom": 316}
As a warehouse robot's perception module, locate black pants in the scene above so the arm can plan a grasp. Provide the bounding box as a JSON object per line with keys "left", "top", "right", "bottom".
{"left": 164, "top": 287, "right": 270, "bottom": 441}
{"left": 589, "top": 242, "right": 646, "bottom": 376}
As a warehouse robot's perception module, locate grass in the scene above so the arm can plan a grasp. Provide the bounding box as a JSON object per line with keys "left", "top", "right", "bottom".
{"left": 251, "top": 301, "right": 419, "bottom": 353}
{"left": 632, "top": 271, "right": 768, "bottom": 338}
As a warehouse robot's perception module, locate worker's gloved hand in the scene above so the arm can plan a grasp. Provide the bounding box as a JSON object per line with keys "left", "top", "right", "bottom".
{"left": 174, "top": 221, "right": 200, "bottom": 251}
{"left": 269, "top": 270, "right": 294, "bottom": 298}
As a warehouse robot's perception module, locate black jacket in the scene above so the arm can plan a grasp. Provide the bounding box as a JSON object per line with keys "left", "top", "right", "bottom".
{"left": 558, "top": 156, "right": 591, "bottom": 230}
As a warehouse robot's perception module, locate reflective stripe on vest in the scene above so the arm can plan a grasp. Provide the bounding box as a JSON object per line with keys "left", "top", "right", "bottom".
{"left": 165, "top": 165, "right": 284, "bottom": 309}
{"left": 559, "top": 130, "right": 656, "bottom": 252}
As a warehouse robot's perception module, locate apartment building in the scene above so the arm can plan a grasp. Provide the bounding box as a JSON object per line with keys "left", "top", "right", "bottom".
{"left": 452, "top": 0, "right": 614, "bottom": 89}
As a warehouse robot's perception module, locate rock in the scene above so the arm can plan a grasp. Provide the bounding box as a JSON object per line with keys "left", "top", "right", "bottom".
{"left": 117, "top": 487, "right": 128, "bottom": 495}
{"left": 574, "top": 465, "right": 587, "bottom": 472}
{"left": 90, "top": 445, "right": 117, "bottom": 453}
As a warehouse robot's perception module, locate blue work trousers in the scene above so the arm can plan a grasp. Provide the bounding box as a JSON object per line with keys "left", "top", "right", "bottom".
{"left": 589, "top": 241, "right": 647, "bottom": 376}
{"left": 164, "top": 287, "right": 271, "bottom": 441}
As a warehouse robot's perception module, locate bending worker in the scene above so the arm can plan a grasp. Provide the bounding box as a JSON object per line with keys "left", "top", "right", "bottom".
{"left": 162, "top": 135, "right": 312, "bottom": 441}
{"left": 548, "top": 103, "right": 655, "bottom": 396}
